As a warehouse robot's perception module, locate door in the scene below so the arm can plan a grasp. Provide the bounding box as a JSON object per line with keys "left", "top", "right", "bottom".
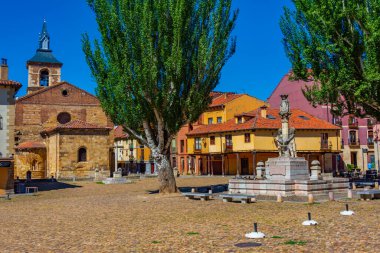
{"left": 241, "top": 158, "right": 249, "bottom": 175}
{"left": 351, "top": 152, "right": 357, "bottom": 167}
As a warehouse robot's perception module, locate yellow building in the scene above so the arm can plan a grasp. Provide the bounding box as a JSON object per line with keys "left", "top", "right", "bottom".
{"left": 114, "top": 126, "right": 156, "bottom": 174}
{"left": 176, "top": 92, "right": 267, "bottom": 174}
{"left": 187, "top": 106, "right": 341, "bottom": 175}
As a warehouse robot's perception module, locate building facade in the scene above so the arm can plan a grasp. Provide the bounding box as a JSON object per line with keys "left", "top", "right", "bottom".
{"left": 176, "top": 92, "right": 267, "bottom": 175}
{"left": 186, "top": 107, "right": 341, "bottom": 175}
{"left": 0, "top": 58, "right": 21, "bottom": 158}
{"left": 268, "top": 72, "right": 377, "bottom": 171}
{"left": 14, "top": 22, "right": 113, "bottom": 179}
{"left": 114, "top": 126, "right": 157, "bottom": 175}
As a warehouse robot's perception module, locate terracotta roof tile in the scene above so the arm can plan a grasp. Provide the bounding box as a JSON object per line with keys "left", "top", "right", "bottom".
{"left": 114, "top": 126, "right": 129, "bottom": 139}
{"left": 16, "top": 141, "right": 46, "bottom": 150}
{"left": 0, "top": 80, "right": 22, "bottom": 90}
{"left": 187, "top": 108, "right": 340, "bottom": 136}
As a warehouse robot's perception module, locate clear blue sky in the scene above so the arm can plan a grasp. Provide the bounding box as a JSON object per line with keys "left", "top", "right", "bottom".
{"left": 0, "top": 0, "right": 293, "bottom": 101}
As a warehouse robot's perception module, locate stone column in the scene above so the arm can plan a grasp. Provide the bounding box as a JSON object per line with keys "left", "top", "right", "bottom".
{"left": 310, "top": 160, "right": 321, "bottom": 180}
{"left": 256, "top": 161, "right": 265, "bottom": 179}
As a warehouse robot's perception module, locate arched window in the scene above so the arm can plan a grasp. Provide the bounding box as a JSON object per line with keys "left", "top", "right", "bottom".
{"left": 0, "top": 115, "right": 3, "bottom": 130}
{"left": 40, "top": 69, "right": 49, "bottom": 86}
{"left": 78, "top": 147, "right": 87, "bottom": 162}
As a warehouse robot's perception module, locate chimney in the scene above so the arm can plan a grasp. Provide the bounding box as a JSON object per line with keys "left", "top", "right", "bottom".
{"left": 260, "top": 105, "right": 268, "bottom": 118}
{"left": 0, "top": 58, "right": 8, "bottom": 80}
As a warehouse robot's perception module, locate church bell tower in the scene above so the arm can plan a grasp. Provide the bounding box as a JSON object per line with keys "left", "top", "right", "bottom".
{"left": 26, "top": 20, "right": 63, "bottom": 94}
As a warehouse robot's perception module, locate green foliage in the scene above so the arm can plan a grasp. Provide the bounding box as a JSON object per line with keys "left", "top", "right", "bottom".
{"left": 284, "top": 240, "right": 307, "bottom": 246}
{"left": 83, "top": 0, "right": 237, "bottom": 155}
{"left": 280, "top": 0, "right": 380, "bottom": 120}
{"left": 96, "top": 181, "right": 105, "bottom": 184}
{"left": 186, "top": 231, "right": 199, "bottom": 236}
{"left": 272, "top": 236, "right": 284, "bottom": 239}
{"left": 151, "top": 240, "right": 161, "bottom": 244}
{"left": 346, "top": 163, "right": 354, "bottom": 171}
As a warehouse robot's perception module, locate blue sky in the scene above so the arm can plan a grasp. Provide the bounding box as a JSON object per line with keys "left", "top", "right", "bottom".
{"left": 0, "top": 0, "right": 293, "bottom": 101}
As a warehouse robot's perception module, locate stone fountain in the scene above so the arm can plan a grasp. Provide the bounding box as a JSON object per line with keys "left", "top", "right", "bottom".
{"left": 229, "top": 95, "right": 349, "bottom": 197}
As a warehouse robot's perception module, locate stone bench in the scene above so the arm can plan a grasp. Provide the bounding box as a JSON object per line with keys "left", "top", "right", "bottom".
{"left": 182, "top": 192, "right": 212, "bottom": 201}
{"left": 219, "top": 193, "right": 256, "bottom": 204}
{"left": 26, "top": 187, "right": 38, "bottom": 194}
{"left": 357, "top": 190, "right": 380, "bottom": 200}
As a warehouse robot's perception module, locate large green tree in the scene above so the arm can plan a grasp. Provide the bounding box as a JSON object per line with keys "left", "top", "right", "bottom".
{"left": 280, "top": 0, "right": 380, "bottom": 120}
{"left": 83, "top": 0, "right": 237, "bottom": 193}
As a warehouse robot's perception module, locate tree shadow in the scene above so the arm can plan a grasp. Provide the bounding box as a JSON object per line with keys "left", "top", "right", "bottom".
{"left": 15, "top": 179, "right": 81, "bottom": 193}
{"left": 147, "top": 184, "right": 228, "bottom": 194}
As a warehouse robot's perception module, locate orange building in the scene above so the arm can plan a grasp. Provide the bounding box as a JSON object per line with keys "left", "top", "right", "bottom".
{"left": 175, "top": 92, "right": 267, "bottom": 175}
{"left": 186, "top": 107, "right": 341, "bottom": 176}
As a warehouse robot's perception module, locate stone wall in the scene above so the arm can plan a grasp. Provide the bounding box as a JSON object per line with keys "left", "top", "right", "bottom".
{"left": 48, "top": 130, "right": 111, "bottom": 179}
{"left": 14, "top": 149, "right": 46, "bottom": 179}
{"left": 0, "top": 86, "right": 16, "bottom": 158}
{"left": 27, "top": 64, "right": 61, "bottom": 93}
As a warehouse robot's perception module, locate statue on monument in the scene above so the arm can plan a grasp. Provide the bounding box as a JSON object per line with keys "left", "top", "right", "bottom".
{"left": 275, "top": 94, "right": 297, "bottom": 158}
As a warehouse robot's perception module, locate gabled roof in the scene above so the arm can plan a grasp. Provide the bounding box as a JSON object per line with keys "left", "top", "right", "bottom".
{"left": 42, "top": 120, "right": 111, "bottom": 135}
{"left": 0, "top": 80, "right": 22, "bottom": 91}
{"left": 187, "top": 108, "right": 340, "bottom": 136}
{"left": 114, "top": 126, "right": 129, "bottom": 139}
{"left": 16, "top": 141, "right": 46, "bottom": 150}
{"left": 209, "top": 93, "right": 243, "bottom": 108}
{"left": 16, "top": 81, "right": 98, "bottom": 103}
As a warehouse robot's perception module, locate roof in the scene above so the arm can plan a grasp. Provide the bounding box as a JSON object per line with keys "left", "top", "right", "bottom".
{"left": 187, "top": 108, "right": 340, "bottom": 136}
{"left": 16, "top": 81, "right": 98, "bottom": 103}
{"left": 42, "top": 120, "right": 112, "bottom": 134}
{"left": 27, "top": 49, "right": 62, "bottom": 65}
{"left": 114, "top": 126, "right": 129, "bottom": 139}
{"left": 0, "top": 80, "right": 22, "bottom": 91}
{"left": 16, "top": 141, "right": 46, "bottom": 150}
{"left": 209, "top": 93, "right": 243, "bottom": 108}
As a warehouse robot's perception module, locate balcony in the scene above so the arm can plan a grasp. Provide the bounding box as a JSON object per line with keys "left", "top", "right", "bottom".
{"left": 368, "top": 138, "right": 374, "bottom": 148}
{"left": 194, "top": 145, "right": 202, "bottom": 153}
{"left": 320, "top": 140, "right": 331, "bottom": 150}
{"left": 333, "top": 118, "right": 342, "bottom": 126}
{"left": 224, "top": 143, "right": 233, "bottom": 152}
{"left": 348, "top": 118, "right": 358, "bottom": 129}
{"left": 367, "top": 119, "right": 374, "bottom": 128}
{"left": 348, "top": 139, "right": 360, "bottom": 147}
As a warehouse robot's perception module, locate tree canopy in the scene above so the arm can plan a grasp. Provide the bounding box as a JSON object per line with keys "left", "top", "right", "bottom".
{"left": 280, "top": 0, "right": 380, "bottom": 120}
{"left": 82, "top": 0, "right": 237, "bottom": 192}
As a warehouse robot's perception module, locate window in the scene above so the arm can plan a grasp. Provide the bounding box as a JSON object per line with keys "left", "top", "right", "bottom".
{"left": 57, "top": 112, "right": 71, "bottom": 124}
{"left": 225, "top": 135, "right": 232, "bottom": 148}
{"left": 321, "top": 133, "right": 328, "bottom": 148}
{"left": 368, "top": 130, "right": 374, "bottom": 145}
{"left": 0, "top": 115, "right": 2, "bottom": 130}
{"left": 208, "top": 117, "right": 213, "bottom": 125}
{"left": 217, "top": 117, "right": 222, "bottom": 123}
{"left": 348, "top": 131, "right": 357, "bottom": 144}
{"left": 210, "top": 136, "right": 215, "bottom": 145}
{"left": 244, "top": 133, "right": 250, "bottom": 143}
{"left": 195, "top": 138, "right": 202, "bottom": 150}
{"left": 39, "top": 69, "right": 49, "bottom": 86}
{"left": 62, "top": 89, "right": 69, "bottom": 96}
{"left": 78, "top": 147, "right": 87, "bottom": 162}
{"left": 237, "top": 117, "right": 243, "bottom": 124}
{"left": 180, "top": 140, "right": 184, "bottom": 153}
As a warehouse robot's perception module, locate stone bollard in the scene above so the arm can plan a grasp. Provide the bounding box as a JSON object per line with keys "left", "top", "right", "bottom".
{"left": 256, "top": 161, "right": 265, "bottom": 179}
{"left": 328, "top": 191, "right": 335, "bottom": 201}
{"left": 352, "top": 183, "right": 356, "bottom": 190}
{"left": 208, "top": 189, "right": 212, "bottom": 194}
{"left": 375, "top": 181, "right": 379, "bottom": 189}
{"left": 347, "top": 189, "right": 353, "bottom": 199}
{"left": 310, "top": 160, "right": 321, "bottom": 180}
{"left": 308, "top": 193, "right": 314, "bottom": 204}
{"left": 191, "top": 188, "right": 196, "bottom": 193}
{"left": 277, "top": 194, "right": 283, "bottom": 203}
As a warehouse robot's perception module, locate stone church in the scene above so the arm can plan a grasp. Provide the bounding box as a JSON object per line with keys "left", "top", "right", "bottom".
{"left": 14, "top": 21, "right": 113, "bottom": 179}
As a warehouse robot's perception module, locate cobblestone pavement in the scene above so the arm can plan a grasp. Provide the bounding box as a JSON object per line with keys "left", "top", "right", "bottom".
{"left": 0, "top": 177, "right": 379, "bottom": 253}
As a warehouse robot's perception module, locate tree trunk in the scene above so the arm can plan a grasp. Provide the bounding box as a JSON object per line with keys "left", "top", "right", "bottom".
{"left": 155, "top": 153, "right": 177, "bottom": 193}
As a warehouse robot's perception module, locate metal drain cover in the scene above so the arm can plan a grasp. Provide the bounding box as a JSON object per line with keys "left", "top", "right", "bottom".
{"left": 234, "top": 242, "right": 262, "bottom": 248}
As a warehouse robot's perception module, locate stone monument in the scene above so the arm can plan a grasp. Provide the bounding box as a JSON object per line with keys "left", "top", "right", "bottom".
{"left": 228, "top": 95, "right": 349, "bottom": 198}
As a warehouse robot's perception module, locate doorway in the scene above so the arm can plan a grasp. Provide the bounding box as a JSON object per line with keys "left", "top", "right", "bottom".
{"left": 241, "top": 158, "right": 249, "bottom": 175}
{"left": 350, "top": 152, "right": 357, "bottom": 167}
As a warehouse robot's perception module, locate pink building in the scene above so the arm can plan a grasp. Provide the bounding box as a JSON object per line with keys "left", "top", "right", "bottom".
{"left": 268, "top": 72, "right": 377, "bottom": 172}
